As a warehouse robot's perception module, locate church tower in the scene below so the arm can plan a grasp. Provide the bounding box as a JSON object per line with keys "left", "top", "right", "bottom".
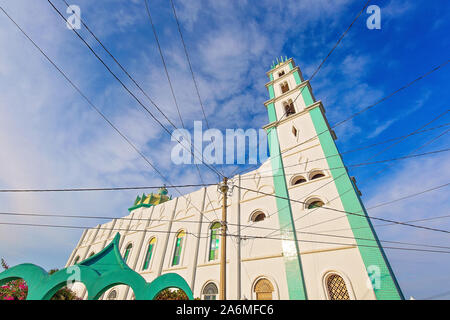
{"left": 63, "top": 57, "right": 405, "bottom": 301}
{"left": 263, "top": 57, "right": 404, "bottom": 300}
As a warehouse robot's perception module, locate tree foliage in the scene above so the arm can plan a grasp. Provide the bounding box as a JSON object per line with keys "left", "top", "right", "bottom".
{"left": 154, "top": 288, "right": 188, "bottom": 300}
{"left": 0, "top": 259, "right": 81, "bottom": 300}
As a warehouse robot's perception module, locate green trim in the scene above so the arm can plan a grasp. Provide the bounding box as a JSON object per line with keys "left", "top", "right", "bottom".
{"left": 268, "top": 84, "right": 275, "bottom": 99}
{"left": 267, "top": 127, "right": 307, "bottom": 300}
{"left": 143, "top": 242, "right": 154, "bottom": 270}
{"left": 288, "top": 61, "right": 294, "bottom": 70}
{"left": 301, "top": 87, "right": 314, "bottom": 106}
{"left": 123, "top": 244, "right": 132, "bottom": 263}
{"left": 128, "top": 203, "right": 153, "bottom": 212}
{"left": 292, "top": 71, "right": 314, "bottom": 106}
{"left": 0, "top": 233, "right": 194, "bottom": 300}
{"left": 293, "top": 71, "right": 302, "bottom": 86}
{"left": 172, "top": 234, "right": 184, "bottom": 266}
{"left": 269, "top": 73, "right": 274, "bottom": 81}
{"left": 209, "top": 222, "right": 221, "bottom": 261}
{"left": 267, "top": 103, "right": 277, "bottom": 122}
{"left": 308, "top": 105, "right": 404, "bottom": 300}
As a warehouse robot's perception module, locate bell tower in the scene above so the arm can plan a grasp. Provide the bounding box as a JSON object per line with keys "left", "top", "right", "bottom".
{"left": 263, "top": 56, "right": 403, "bottom": 300}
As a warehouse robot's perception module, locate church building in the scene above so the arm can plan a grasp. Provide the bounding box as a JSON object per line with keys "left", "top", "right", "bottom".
{"left": 65, "top": 57, "right": 404, "bottom": 300}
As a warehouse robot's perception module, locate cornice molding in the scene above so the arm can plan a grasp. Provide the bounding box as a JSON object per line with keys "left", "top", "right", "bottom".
{"left": 264, "top": 80, "right": 312, "bottom": 107}
{"left": 263, "top": 100, "right": 324, "bottom": 131}
{"left": 266, "top": 57, "right": 294, "bottom": 76}
{"left": 265, "top": 66, "right": 300, "bottom": 87}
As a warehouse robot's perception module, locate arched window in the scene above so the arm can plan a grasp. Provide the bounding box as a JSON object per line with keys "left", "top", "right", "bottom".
{"left": 292, "top": 175, "right": 306, "bottom": 185}
{"left": 143, "top": 238, "right": 156, "bottom": 270}
{"left": 123, "top": 243, "right": 132, "bottom": 263}
{"left": 283, "top": 99, "right": 295, "bottom": 116}
{"left": 203, "top": 282, "right": 218, "bottom": 300}
{"left": 326, "top": 274, "right": 350, "bottom": 300}
{"left": 254, "top": 278, "right": 274, "bottom": 300}
{"left": 209, "top": 223, "right": 221, "bottom": 261}
{"left": 278, "top": 70, "right": 285, "bottom": 77}
{"left": 250, "top": 211, "right": 266, "bottom": 222}
{"left": 280, "top": 82, "right": 289, "bottom": 93}
{"left": 306, "top": 198, "right": 325, "bottom": 209}
{"left": 310, "top": 170, "right": 325, "bottom": 180}
{"left": 172, "top": 230, "right": 186, "bottom": 266}
{"left": 73, "top": 255, "right": 80, "bottom": 265}
{"left": 107, "top": 290, "right": 117, "bottom": 300}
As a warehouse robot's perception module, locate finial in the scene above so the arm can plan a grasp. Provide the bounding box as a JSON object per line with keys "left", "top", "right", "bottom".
{"left": 158, "top": 186, "right": 168, "bottom": 196}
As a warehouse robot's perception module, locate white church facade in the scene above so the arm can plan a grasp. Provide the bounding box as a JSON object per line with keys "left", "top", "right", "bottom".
{"left": 65, "top": 58, "right": 404, "bottom": 300}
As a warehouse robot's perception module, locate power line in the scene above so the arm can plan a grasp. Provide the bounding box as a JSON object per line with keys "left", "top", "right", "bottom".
{"left": 6, "top": 209, "right": 448, "bottom": 249}
{"left": 47, "top": 0, "right": 223, "bottom": 178}
{"left": 59, "top": 0, "right": 223, "bottom": 228}
{"left": 237, "top": 116, "right": 450, "bottom": 179}
{"left": 0, "top": 184, "right": 213, "bottom": 193}
{"left": 422, "top": 290, "right": 450, "bottom": 300}
{"left": 233, "top": 119, "right": 449, "bottom": 235}
{"left": 295, "top": 183, "right": 450, "bottom": 232}
{"left": 0, "top": 6, "right": 169, "bottom": 188}
{"left": 229, "top": 0, "right": 372, "bottom": 179}
{"left": 0, "top": 221, "right": 206, "bottom": 239}
{"left": 2, "top": 179, "right": 449, "bottom": 250}
{"left": 268, "top": 0, "right": 372, "bottom": 134}
{"left": 142, "top": 0, "right": 225, "bottom": 225}
{"left": 235, "top": 185, "right": 450, "bottom": 234}
{"left": 287, "top": 117, "right": 450, "bottom": 234}
{"left": 309, "top": 184, "right": 450, "bottom": 235}
{"left": 260, "top": 71, "right": 450, "bottom": 176}
{"left": 237, "top": 147, "right": 450, "bottom": 181}
{"left": 333, "top": 62, "right": 450, "bottom": 128}
{"left": 0, "top": 6, "right": 219, "bottom": 234}
{"left": 367, "top": 182, "right": 450, "bottom": 210}
{"left": 0, "top": 220, "right": 448, "bottom": 254}
{"left": 59, "top": 0, "right": 178, "bottom": 130}
{"left": 52, "top": 1, "right": 226, "bottom": 241}
{"left": 143, "top": 0, "right": 184, "bottom": 129}
{"left": 314, "top": 213, "right": 450, "bottom": 235}
{"left": 234, "top": 117, "right": 449, "bottom": 178}
{"left": 231, "top": 233, "right": 450, "bottom": 255}
{"left": 239, "top": 175, "right": 449, "bottom": 238}
{"left": 168, "top": 0, "right": 210, "bottom": 129}
{"left": 166, "top": 0, "right": 228, "bottom": 181}
{"left": 0, "top": 147, "right": 446, "bottom": 194}
{"left": 2, "top": 204, "right": 449, "bottom": 250}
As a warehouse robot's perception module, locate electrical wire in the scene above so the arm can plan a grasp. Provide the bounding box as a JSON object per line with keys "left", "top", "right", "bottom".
{"left": 235, "top": 185, "right": 450, "bottom": 234}
{"left": 0, "top": 6, "right": 219, "bottom": 234}
{"left": 47, "top": 0, "right": 223, "bottom": 178}
{"left": 0, "top": 222, "right": 450, "bottom": 253}
{"left": 0, "top": 184, "right": 214, "bottom": 193}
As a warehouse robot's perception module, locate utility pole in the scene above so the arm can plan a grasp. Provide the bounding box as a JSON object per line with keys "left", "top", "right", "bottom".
{"left": 219, "top": 176, "right": 229, "bottom": 300}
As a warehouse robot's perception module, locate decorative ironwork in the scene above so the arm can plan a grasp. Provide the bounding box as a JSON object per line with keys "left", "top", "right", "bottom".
{"left": 327, "top": 274, "right": 350, "bottom": 300}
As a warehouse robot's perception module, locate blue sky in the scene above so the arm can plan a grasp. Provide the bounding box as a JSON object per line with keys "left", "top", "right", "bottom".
{"left": 0, "top": 0, "right": 449, "bottom": 299}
